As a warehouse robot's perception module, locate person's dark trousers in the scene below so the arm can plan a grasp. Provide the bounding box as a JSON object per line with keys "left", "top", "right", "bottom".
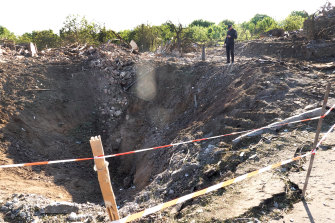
{"left": 226, "top": 44, "right": 234, "bottom": 63}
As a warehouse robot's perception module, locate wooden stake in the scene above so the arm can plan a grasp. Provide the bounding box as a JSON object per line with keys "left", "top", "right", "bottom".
{"left": 194, "top": 94, "right": 197, "bottom": 108}
{"left": 302, "top": 83, "right": 331, "bottom": 197}
{"left": 201, "top": 45, "right": 206, "bottom": 61}
{"left": 90, "top": 136, "right": 120, "bottom": 220}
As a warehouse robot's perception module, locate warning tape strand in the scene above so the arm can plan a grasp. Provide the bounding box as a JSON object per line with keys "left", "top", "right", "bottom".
{"left": 0, "top": 104, "right": 334, "bottom": 169}
{"left": 313, "top": 119, "right": 335, "bottom": 153}
{"left": 112, "top": 122, "right": 335, "bottom": 223}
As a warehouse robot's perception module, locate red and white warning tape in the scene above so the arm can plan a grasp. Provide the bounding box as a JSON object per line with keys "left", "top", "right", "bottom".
{"left": 313, "top": 120, "right": 335, "bottom": 153}
{"left": 0, "top": 104, "right": 334, "bottom": 169}
{"left": 112, "top": 122, "right": 335, "bottom": 223}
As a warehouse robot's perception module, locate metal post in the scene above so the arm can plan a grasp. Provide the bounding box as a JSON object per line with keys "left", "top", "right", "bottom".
{"left": 302, "top": 83, "right": 331, "bottom": 197}
{"left": 90, "top": 136, "right": 120, "bottom": 220}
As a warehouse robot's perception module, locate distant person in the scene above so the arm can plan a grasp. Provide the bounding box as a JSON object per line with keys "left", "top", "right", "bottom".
{"left": 224, "top": 24, "right": 237, "bottom": 63}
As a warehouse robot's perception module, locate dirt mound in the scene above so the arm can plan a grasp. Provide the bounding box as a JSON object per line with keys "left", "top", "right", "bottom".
{"left": 238, "top": 38, "right": 335, "bottom": 61}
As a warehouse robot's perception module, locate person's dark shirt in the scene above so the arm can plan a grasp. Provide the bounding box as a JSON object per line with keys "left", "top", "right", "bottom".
{"left": 225, "top": 28, "right": 237, "bottom": 45}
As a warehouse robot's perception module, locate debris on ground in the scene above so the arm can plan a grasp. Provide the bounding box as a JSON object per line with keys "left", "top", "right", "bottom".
{"left": 0, "top": 194, "right": 108, "bottom": 222}
{"left": 304, "top": 2, "right": 335, "bottom": 40}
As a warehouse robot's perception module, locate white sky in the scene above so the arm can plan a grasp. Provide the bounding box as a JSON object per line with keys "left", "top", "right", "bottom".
{"left": 1, "top": 0, "right": 334, "bottom": 35}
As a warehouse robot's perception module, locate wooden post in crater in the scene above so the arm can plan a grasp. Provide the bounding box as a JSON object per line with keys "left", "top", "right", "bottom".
{"left": 302, "top": 83, "right": 331, "bottom": 197}
{"left": 90, "top": 135, "right": 119, "bottom": 221}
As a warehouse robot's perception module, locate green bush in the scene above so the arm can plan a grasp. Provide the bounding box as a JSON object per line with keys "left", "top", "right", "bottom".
{"left": 32, "top": 30, "right": 60, "bottom": 49}
{"left": 17, "top": 33, "right": 33, "bottom": 44}
{"left": 290, "top": 10, "right": 308, "bottom": 18}
{"left": 219, "top": 19, "right": 235, "bottom": 28}
{"left": 186, "top": 26, "right": 209, "bottom": 43}
{"left": 283, "top": 15, "right": 305, "bottom": 31}
{"left": 190, "top": 19, "right": 215, "bottom": 28}
{"left": 17, "top": 30, "right": 60, "bottom": 50}
{"left": 207, "top": 25, "right": 224, "bottom": 41}
{"left": 97, "top": 27, "right": 117, "bottom": 43}
{"left": 118, "top": 29, "right": 134, "bottom": 43}
{"left": 256, "top": 17, "right": 278, "bottom": 33}
{"left": 59, "top": 15, "right": 101, "bottom": 45}
{"left": 0, "top": 26, "right": 16, "bottom": 41}
{"left": 250, "top": 14, "right": 270, "bottom": 25}
{"left": 131, "top": 24, "right": 158, "bottom": 51}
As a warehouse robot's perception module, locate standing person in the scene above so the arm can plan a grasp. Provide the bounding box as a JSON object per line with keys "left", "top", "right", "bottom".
{"left": 224, "top": 24, "right": 237, "bottom": 63}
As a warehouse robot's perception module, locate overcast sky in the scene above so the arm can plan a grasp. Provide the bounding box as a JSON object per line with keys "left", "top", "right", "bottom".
{"left": 1, "top": 0, "right": 334, "bottom": 35}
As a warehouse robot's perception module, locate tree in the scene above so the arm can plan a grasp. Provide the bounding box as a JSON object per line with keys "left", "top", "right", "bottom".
{"left": 207, "top": 25, "right": 223, "bottom": 41}
{"left": 158, "top": 24, "right": 174, "bottom": 42}
{"left": 31, "top": 30, "right": 60, "bottom": 49}
{"left": 187, "top": 26, "right": 209, "bottom": 43}
{"left": 17, "top": 30, "right": 60, "bottom": 49}
{"left": 290, "top": 10, "right": 308, "bottom": 18}
{"left": 60, "top": 15, "right": 101, "bottom": 45}
{"left": 250, "top": 14, "right": 270, "bottom": 25}
{"left": 219, "top": 19, "right": 235, "bottom": 28}
{"left": 131, "top": 24, "right": 157, "bottom": 51}
{"left": 17, "top": 33, "right": 33, "bottom": 43}
{"left": 246, "top": 22, "right": 256, "bottom": 37}
{"left": 256, "top": 17, "right": 278, "bottom": 33}
{"left": 97, "top": 27, "right": 117, "bottom": 43}
{"left": 166, "top": 21, "right": 184, "bottom": 55}
{"left": 0, "top": 26, "right": 16, "bottom": 40}
{"left": 118, "top": 29, "right": 135, "bottom": 43}
{"left": 238, "top": 22, "right": 253, "bottom": 40}
{"left": 283, "top": 15, "right": 305, "bottom": 31}
{"left": 190, "top": 19, "right": 215, "bottom": 27}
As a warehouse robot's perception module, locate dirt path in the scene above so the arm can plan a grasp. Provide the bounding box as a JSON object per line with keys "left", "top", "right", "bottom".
{"left": 0, "top": 170, "right": 72, "bottom": 200}
{"left": 270, "top": 134, "right": 335, "bottom": 223}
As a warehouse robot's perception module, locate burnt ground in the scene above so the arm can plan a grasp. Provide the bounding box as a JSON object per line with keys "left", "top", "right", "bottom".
{"left": 0, "top": 39, "right": 335, "bottom": 222}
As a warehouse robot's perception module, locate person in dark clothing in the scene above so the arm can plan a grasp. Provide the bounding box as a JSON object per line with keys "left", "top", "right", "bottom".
{"left": 224, "top": 24, "right": 237, "bottom": 63}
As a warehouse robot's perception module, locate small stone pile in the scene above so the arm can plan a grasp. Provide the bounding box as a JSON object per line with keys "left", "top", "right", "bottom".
{"left": 0, "top": 194, "right": 109, "bottom": 222}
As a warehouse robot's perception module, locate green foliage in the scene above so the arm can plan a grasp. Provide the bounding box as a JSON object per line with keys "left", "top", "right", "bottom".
{"left": 190, "top": 19, "right": 215, "bottom": 28}
{"left": 32, "top": 30, "right": 60, "bottom": 49}
{"left": 290, "top": 10, "right": 308, "bottom": 18}
{"left": 256, "top": 17, "right": 278, "bottom": 33}
{"left": 0, "top": 26, "right": 16, "bottom": 41}
{"left": 118, "top": 29, "right": 134, "bottom": 43}
{"left": 219, "top": 19, "right": 235, "bottom": 28}
{"left": 207, "top": 25, "right": 224, "bottom": 41}
{"left": 17, "top": 30, "right": 60, "bottom": 50}
{"left": 283, "top": 15, "right": 305, "bottom": 31}
{"left": 165, "top": 21, "right": 185, "bottom": 52}
{"left": 237, "top": 14, "right": 273, "bottom": 37}
{"left": 242, "top": 22, "right": 256, "bottom": 37}
{"left": 17, "top": 33, "right": 32, "bottom": 43}
{"left": 235, "top": 23, "right": 253, "bottom": 40}
{"left": 60, "top": 15, "right": 101, "bottom": 45}
{"left": 158, "top": 24, "right": 175, "bottom": 42}
{"left": 250, "top": 14, "right": 270, "bottom": 25}
{"left": 186, "top": 26, "right": 209, "bottom": 43}
{"left": 131, "top": 24, "right": 158, "bottom": 51}
{"left": 98, "top": 27, "right": 117, "bottom": 43}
